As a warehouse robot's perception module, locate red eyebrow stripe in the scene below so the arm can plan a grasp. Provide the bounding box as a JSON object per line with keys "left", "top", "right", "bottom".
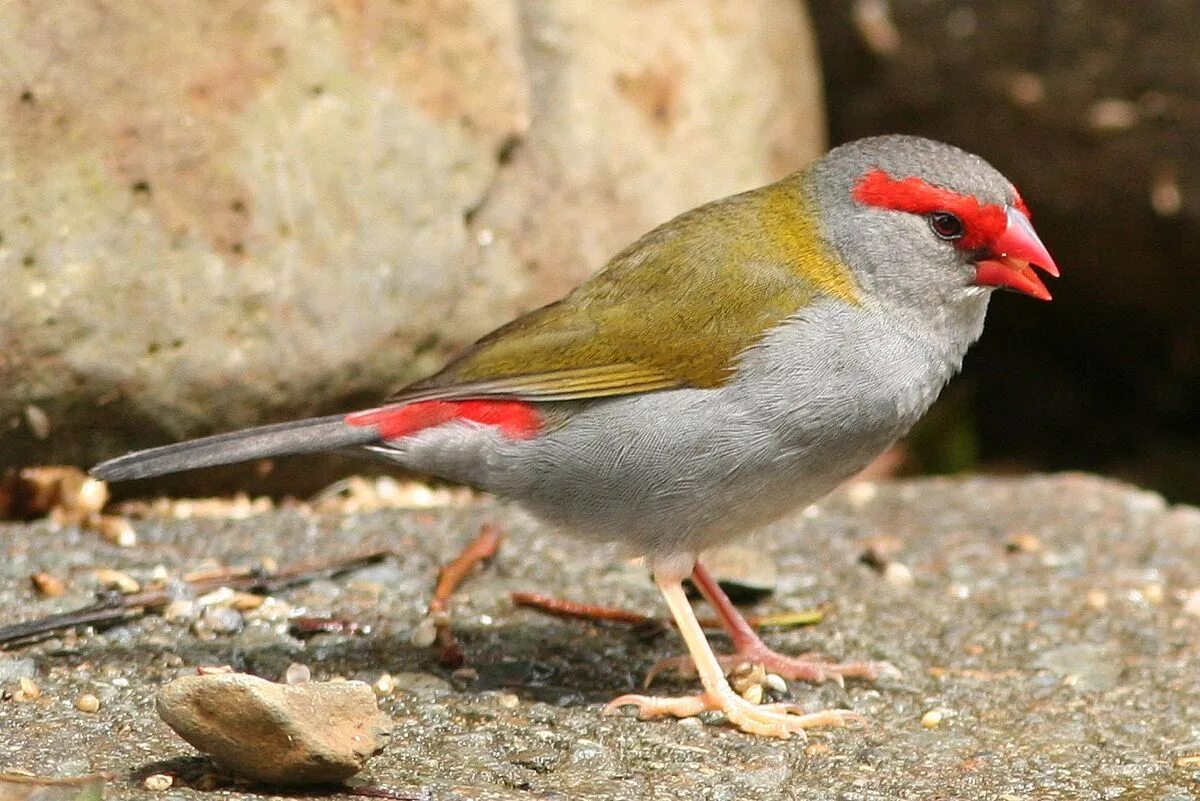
{"left": 852, "top": 168, "right": 1014, "bottom": 251}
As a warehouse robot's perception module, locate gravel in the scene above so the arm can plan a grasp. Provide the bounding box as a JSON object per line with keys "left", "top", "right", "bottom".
{"left": 2, "top": 474, "right": 1200, "bottom": 799}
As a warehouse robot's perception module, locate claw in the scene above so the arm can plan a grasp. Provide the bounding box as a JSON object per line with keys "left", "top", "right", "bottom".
{"left": 605, "top": 688, "right": 859, "bottom": 739}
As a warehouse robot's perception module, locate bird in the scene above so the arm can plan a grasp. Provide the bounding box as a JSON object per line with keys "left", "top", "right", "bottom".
{"left": 92, "top": 135, "right": 1058, "bottom": 738}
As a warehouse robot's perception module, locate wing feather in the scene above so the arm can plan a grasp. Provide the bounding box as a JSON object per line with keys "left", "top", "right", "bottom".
{"left": 389, "top": 177, "right": 856, "bottom": 405}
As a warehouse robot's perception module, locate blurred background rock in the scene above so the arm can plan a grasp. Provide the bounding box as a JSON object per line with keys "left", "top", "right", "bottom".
{"left": 1, "top": 1, "right": 1196, "bottom": 503}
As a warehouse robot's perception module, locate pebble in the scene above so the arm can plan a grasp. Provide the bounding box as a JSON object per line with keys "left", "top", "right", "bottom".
{"left": 883, "top": 562, "right": 915, "bottom": 588}
{"left": 74, "top": 693, "right": 100, "bottom": 713}
{"left": 921, "top": 709, "right": 944, "bottom": 728}
{"left": 143, "top": 774, "right": 173, "bottom": 791}
{"left": 30, "top": 572, "right": 67, "bottom": 597}
{"left": 283, "top": 663, "right": 311, "bottom": 685}
{"left": 1141, "top": 583, "right": 1165, "bottom": 605}
{"left": 93, "top": 568, "right": 140, "bottom": 594}
{"left": 373, "top": 673, "right": 397, "bottom": 696}
{"left": 15, "top": 677, "right": 41, "bottom": 701}
{"left": 1086, "top": 589, "right": 1110, "bottom": 610}
{"left": 156, "top": 672, "right": 392, "bottom": 785}
{"left": 410, "top": 616, "right": 438, "bottom": 648}
{"left": 1005, "top": 532, "right": 1043, "bottom": 553}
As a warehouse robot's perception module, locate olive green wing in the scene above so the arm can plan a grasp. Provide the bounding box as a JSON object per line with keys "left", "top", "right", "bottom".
{"left": 391, "top": 179, "right": 858, "bottom": 404}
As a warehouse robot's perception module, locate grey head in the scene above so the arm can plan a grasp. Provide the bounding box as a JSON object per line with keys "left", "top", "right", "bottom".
{"left": 801, "top": 135, "right": 1057, "bottom": 361}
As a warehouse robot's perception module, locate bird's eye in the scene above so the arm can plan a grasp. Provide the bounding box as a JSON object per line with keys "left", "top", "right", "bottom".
{"left": 928, "top": 211, "right": 965, "bottom": 241}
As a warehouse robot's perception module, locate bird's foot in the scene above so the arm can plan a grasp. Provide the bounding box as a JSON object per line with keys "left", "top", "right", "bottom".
{"left": 604, "top": 686, "right": 861, "bottom": 739}
{"left": 645, "top": 646, "right": 898, "bottom": 688}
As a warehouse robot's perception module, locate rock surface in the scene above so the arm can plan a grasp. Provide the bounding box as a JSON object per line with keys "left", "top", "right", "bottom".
{"left": 156, "top": 672, "right": 391, "bottom": 785}
{"left": 0, "top": 1, "right": 824, "bottom": 484}
{"left": 3, "top": 475, "right": 1200, "bottom": 799}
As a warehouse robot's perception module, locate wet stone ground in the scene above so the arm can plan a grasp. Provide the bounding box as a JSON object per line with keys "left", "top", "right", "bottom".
{"left": 3, "top": 474, "right": 1200, "bottom": 800}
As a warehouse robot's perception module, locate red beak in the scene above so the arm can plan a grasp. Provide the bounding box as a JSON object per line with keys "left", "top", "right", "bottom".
{"left": 973, "top": 206, "right": 1060, "bottom": 301}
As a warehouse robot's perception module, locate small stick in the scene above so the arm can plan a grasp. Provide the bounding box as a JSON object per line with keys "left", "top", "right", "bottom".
{"left": 430, "top": 523, "right": 503, "bottom": 614}
{"left": 511, "top": 591, "right": 825, "bottom": 630}
{"left": 0, "top": 549, "right": 390, "bottom": 648}
{"left": 427, "top": 524, "right": 503, "bottom": 666}
{"left": 511, "top": 591, "right": 654, "bottom": 625}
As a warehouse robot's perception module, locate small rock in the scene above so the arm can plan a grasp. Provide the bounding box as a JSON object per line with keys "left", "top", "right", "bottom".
{"left": 409, "top": 616, "right": 437, "bottom": 648}
{"left": 692, "top": 544, "right": 777, "bottom": 603}
{"left": 1004, "top": 532, "right": 1043, "bottom": 553}
{"left": 15, "top": 677, "right": 41, "bottom": 701}
{"left": 1086, "top": 589, "right": 1110, "bottom": 610}
{"left": 283, "top": 663, "right": 311, "bottom": 685}
{"left": 30, "top": 572, "right": 67, "bottom": 597}
{"left": 92, "top": 568, "right": 140, "bottom": 594}
{"left": 883, "top": 562, "right": 915, "bottom": 589}
{"left": 143, "top": 774, "right": 173, "bottom": 791}
{"left": 74, "top": 693, "right": 100, "bottom": 713}
{"left": 156, "top": 673, "right": 392, "bottom": 785}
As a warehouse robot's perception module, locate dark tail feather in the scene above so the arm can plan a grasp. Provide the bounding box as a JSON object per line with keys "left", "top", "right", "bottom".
{"left": 90, "top": 414, "right": 380, "bottom": 481}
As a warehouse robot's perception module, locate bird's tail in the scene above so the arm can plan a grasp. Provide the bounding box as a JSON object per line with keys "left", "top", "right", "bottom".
{"left": 89, "top": 414, "right": 380, "bottom": 482}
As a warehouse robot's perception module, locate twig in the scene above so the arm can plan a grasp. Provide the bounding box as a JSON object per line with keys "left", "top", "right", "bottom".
{"left": 511, "top": 591, "right": 825, "bottom": 630}
{"left": 0, "top": 549, "right": 391, "bottom": 648}
{"left": 511, "top": 591, "right": 654, "bottom": 625}
{"left": 426, "top": 524, "right": 503, "bottom": 667}
{"left": 430, "top": 524, "right": 503, "bottom": 614}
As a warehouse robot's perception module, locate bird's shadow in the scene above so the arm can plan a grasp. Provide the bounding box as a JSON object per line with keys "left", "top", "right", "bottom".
{"left": 42, "top": 615, "right": 689, "bottom": 706}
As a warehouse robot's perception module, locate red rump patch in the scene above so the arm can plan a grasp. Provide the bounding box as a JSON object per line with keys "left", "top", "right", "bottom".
{"left": 852, "top": 169, "right": 1022, "bottom": 251}
{"left": 346, "top": 399, "right": 542, "bottom": 441}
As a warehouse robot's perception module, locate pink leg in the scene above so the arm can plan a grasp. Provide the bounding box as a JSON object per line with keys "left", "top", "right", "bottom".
{"left": 605, "top": 563, "right": 860, "bottom": 739}
{"left": 646, "top": 562, "right": 897, "bottom": 687}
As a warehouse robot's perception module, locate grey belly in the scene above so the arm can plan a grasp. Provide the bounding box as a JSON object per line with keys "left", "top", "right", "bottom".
{"left": 486, "top": 386, "right": 905, "bottom": 556}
